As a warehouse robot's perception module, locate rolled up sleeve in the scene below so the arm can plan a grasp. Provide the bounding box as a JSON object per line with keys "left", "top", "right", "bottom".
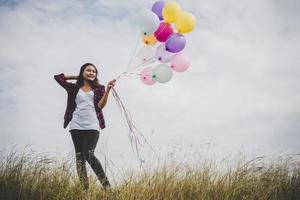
{"left": 54, "top": 73, "right": 74, "bottom": 92}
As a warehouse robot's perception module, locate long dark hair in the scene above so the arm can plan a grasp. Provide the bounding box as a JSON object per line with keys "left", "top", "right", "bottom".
{"left": 76, "top": 63, "right": 100, "bottom": 88}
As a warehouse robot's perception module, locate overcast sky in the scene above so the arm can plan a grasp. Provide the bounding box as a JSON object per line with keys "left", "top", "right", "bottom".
{"left": 1, "top": 0, "right": 300, "bottom": 176}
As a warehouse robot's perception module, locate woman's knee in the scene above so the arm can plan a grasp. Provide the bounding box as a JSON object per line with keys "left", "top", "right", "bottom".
{"left": 86, "top": 149, "right": 95, "bottom": 157}
{"left": 86, "top": 149, "right": 99, "bottom": 162}
{"left": 75, "top": 152, "right": 86, "bottom": 161}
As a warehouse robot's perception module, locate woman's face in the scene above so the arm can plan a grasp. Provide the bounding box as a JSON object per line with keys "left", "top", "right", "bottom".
{"left": 83, "top": 65, "right": 97, "bottom": 81}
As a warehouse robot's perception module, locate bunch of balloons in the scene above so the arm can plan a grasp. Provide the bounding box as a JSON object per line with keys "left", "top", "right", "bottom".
{"left": 135, "top": 1, "right": 196, "bottom": 85}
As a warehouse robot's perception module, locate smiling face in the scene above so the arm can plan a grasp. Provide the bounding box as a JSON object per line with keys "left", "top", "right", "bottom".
{"left": 77, "top": 63, "right": 100, "bottom": 88}
{"left": 83, "top": 65, "right": 97, "bottom": 81}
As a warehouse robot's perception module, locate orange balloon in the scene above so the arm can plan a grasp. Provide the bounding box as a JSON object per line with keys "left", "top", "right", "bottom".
{"left": 142, "top": 33, "right": 157, "bottom": 45}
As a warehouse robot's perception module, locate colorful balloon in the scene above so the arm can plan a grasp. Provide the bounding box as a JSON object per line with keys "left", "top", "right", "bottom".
{"left": 154, "top": 22, "right": 173, "bottom": 42}
{"left": 162, "top": 2, "right": 181, "bottom": 23}
{"left": 140, "top": 67, "right": 156, "bottom": 85}
{"left": 170, "top": 53, "right": 190, "bottom": 72}
{"left": 155, "top": 44, "right": 176, "bottom": 63}
{"left": 165, "top": 33, "right": 186, "bottom": 53}
{"left": 151, "top": 1, "right": 166, "bottom": 20}
{"left": 152, "top": 64, "right": 173, "bottom": 83}
{"left": 137, "top": 9, "right": 160, "bottom": 35}
{"left": 135, "top": 3, "right": 194, "bottom": 84}
{"left": 175, "top": 12, "right": 196, "bottom": 34}
{"left": 142, "top": 33, "right": 157, "bottom": 45}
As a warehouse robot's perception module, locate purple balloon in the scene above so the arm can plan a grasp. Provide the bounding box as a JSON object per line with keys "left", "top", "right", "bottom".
{"left": 165, "top": 33, "right": 186, "bottom": 53}
{"left": 151, "top": 1, "right": 166, "bottom": 20}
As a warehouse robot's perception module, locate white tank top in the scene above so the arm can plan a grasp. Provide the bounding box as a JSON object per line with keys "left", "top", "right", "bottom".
{"left": 69, "top": 88, "right": 100, "bottom": 131}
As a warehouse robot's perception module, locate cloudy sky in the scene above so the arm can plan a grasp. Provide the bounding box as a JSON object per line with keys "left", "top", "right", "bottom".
{"left": 1, "top": 0, "right": 300, "bottom": 176}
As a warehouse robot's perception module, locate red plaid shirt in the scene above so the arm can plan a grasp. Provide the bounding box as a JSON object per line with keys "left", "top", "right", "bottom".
{"left": 54, "top": 73, "right": 106, "bottom": 130}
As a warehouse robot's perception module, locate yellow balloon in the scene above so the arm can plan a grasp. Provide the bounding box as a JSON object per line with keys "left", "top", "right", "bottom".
{"left": 175, "top": 12, "right": 196, "bottom": 34}
{"left": 162, "top": 2, "right": 181, "bottom": 23}
{"left": 142, "top": 33, "right": 157, "bottom": 45}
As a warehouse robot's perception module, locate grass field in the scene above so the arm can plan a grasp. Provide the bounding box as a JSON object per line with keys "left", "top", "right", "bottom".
{"left": 0, "top": 149, "right": 299, "bottom": 200}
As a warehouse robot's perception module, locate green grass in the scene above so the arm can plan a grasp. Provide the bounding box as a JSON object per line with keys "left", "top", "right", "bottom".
{"left": 0, "top": 150, "right": 299, "bottom": 200}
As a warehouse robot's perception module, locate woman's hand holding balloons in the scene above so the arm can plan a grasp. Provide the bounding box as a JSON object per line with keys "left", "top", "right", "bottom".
{"left": 107, "top": 79, "right": 116, "bottom": 90}
{"left": 98, "top": 79, "right": 116, "bottom": 109}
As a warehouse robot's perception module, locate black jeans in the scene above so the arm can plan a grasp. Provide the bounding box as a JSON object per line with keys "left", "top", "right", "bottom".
{"left": 70, "top": 129, "right": 110, "bottom": 190}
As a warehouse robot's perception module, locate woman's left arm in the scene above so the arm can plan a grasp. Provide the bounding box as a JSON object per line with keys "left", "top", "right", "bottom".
{"left": 98, "top": 79, "right": 116, "bottom": 109}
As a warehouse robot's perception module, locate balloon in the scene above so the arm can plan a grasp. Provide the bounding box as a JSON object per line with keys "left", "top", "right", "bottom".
{"left": 140, "top": 67, "right": 156, "bottom": 85}
{"left": 175, "top": 12, "right": 196, "bottom": 34}
{"left": 155, "top": 44, "right": 176, "bottom": 63}
{"left": 142, "top": 33, "right": 157, "bottom": 45}
{"left": 137, "top": 9, "right": 160, "bottom": 35}
{"left": 151, "top": 1, "right": 166, "bottom": 20}
{"left": 154, "top": 22, "right": 173, "bottom": 42}
{"left": 162, "top": 2, "right": 181, "bottom": 23}
{"left": 165, "top": 33, "right": 186, "bottom": 53}
{"left": 135, "top": 46, "right": 155, "bottom": 67}
{"left": 152, "top": 64, "right": 173, "bottom": 83}
{"left": 170, "top": 53, "right": 190, "bottom": 72}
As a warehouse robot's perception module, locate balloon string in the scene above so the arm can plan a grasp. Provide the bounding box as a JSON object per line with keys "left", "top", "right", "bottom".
{"left": 129, "top": 56, "right": 156, "bottom": 71}
{"left": 118, "top": 23, "right": 169, "bottom": 79}
{"left": 124, "top": 72, "right": 142, "bottom": 76}
{"left": 115, "top": 56, "right": 156, "bottom": 80}
{"left": 115, "top": 57, "right": 154, "bottom": 79}
{"left": 123, "top": 72, "right": 154, "bottom": 80}
{"left": 124, "top": 72, "right": 153, "bottom": 77}
{"left": 131, "top": 56, "right": 156, "bottom": 71}
{"left": 111, "top": 88, "right": 143, "bottom": 146}
{"left": 112, "top": 33, "right": 160, "bottom": 165}
{"left": 111, "top": 88, "right": 158, "bottom": 165}
{"left": 125, "top": 33, "right": 141, "bottom": 73}
{"left": 118, "top": 22, "right": 169, "bottom": 80}
{"left": 121, "top": 73, "right": 140, "bottom": 79}
{"left": 122, "top": 74, "right": 140, "bottom": 79}
{"left": 128, "top": 56, "right": 156, "bottom": 71}
{"left": 116, "top": 23, "right": 168, "bottom": 80}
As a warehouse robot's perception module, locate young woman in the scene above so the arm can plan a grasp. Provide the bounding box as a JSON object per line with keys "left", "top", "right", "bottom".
{"left": 54, "top": 63, "right": 116, "bottom": 190}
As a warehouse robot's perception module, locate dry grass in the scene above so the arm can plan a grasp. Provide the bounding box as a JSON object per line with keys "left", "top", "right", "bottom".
{"left": 0, "top": 149, "right": 299, "bottom": 200}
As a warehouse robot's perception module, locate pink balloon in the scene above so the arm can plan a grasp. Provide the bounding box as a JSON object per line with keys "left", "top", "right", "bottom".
{"left": 170, "top": 53, "right": 190, "bottom": 72}
{"left": 154, "top": 22, "right": 173, "bottom": 42}
{"left": 140, "top": 67, "right": 156, "bottom": 85}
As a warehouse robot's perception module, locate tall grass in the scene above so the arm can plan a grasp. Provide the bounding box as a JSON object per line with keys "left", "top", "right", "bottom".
{"left": 0, "top": 149, "right": 299, "bottom": 200}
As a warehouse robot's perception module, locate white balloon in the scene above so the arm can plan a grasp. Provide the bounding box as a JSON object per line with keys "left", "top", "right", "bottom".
{"left": 153, "top": 64, "right": 173, "bottom": 83}
{"left": 136, "top": 9, "right": 160, "bottom": 35}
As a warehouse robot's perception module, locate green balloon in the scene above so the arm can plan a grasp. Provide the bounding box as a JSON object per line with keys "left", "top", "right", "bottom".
{"left": 152, "top": 64, "right": 173, "bottom": 83}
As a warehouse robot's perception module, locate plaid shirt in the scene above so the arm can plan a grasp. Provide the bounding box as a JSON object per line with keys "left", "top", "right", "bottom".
{"left": 54, "top": 73, "right": 106, "bottom": 130}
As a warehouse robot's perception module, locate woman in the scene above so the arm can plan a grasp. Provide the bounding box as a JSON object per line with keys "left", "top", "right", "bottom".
{"left": 54, "top": 63, "right": 116, "bottom": 191}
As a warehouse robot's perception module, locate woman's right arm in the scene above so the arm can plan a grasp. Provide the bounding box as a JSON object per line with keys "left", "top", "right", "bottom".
{"left": 65, "top": 75, "right": 78, "bottom": 80}
{"left": 54, "top": 73, "right": 77, "bottom": 91}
